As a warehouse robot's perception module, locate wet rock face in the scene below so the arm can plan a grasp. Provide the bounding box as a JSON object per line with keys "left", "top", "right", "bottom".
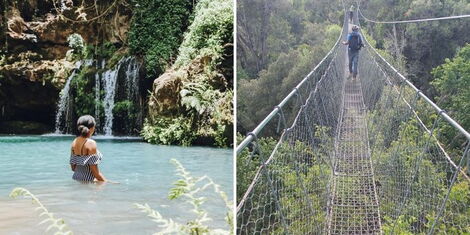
{"left": 149, "top": 55, "right": 221, "bottom": 117}
{"left": 0, "top": 51, "right": 75, "bottom": 88}
{"left": 0, "top": 78, "right": 59, "bottom": 134}
{"left": 0, "top": 1, "right": 132, "bottom": 134}
{"left": 149, "top": 70, "right": 185, "bottom": 116}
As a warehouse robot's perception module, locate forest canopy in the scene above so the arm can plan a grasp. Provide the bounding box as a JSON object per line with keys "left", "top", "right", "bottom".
{"left": 237, "top": 0, "right": 344, "bottom": 133}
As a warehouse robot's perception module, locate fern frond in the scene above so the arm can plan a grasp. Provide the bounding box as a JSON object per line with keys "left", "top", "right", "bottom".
{"left": 135, "top": 159, "right": 233, "bottom": 234}
{"left": 133, "top": 203, "right": 182, "bottom": 234}
{"left": 9, "top": 187, "right": 74, "bottom": 235}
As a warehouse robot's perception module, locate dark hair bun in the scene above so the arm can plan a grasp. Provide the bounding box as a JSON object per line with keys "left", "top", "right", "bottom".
{"left": 76, "top": 115, "right": 96, "bottom": 137}
{"left": 78, "top": 125, "right": 90, "bottom": 137}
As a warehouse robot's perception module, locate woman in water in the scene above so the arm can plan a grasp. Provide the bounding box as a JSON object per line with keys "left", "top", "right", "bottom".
{"left": 69, "top": 115, "right": 107, "bottom": 182}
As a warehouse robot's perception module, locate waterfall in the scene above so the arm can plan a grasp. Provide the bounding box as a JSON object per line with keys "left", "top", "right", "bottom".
{"left": 54, "top": 60, "right": 83, "bottom": 134}
{"left": 94, "top": 59, "right": 105, "bottom": 132}
{"left": 102, "top": 58, "right": 125, "bottom": 136}
{"left": 54, "top": 57, "right": 141, "bottom": 136}
{"left": 124, "top": 57, "right": 142, "bottom": 128}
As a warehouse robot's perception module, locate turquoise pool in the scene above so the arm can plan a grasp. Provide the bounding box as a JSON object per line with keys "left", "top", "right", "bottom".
{"left": 0, "top": 136, "right": 233, "bottom": 234}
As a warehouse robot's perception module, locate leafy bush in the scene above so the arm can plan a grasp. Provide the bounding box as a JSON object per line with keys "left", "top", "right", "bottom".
{"left": 128, "top": 0, "right": 194, "bottom": 78}
{"left": 236, "top": 135, "right": 275, "bottom": 203}
{"left": 67, "top": 33, "right": 84, "bottom": 54}
{"left": 143, "top": 0, "right": 233, "bottom": 147}
{"left": 236, "top": 132, "right": 332, "bottom": 233}
{"left": 141, "top": 117, "right": 196, "bottom": 146}
{"left": 174, "top": 0, "right": 233, "bottom": 69}
{"left": 431, "top": 43, "right": 470, "bottom": 148}
{"left": 113, "top": 100, "right": 134, "bottom": 117}
{"left": 134, "top": 159, "right": 233, "bottom": 234}
{"left": 70, "top": 67, "right": 96, "bottom": 118}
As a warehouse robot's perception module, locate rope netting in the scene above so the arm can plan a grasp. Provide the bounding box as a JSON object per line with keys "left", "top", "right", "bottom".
{"left": 236, "top": 9, "right": 470, "bottom": 235}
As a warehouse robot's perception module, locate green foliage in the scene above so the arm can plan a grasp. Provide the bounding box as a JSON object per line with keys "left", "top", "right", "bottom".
{"left": 98, "top": 41, "right": 118, "bottom": 59}
{"left": 180, "top": 82, "right": 217, "bottom": 115}
{"left": 236, "top": 135, "right": 275, "bottom": 203}
{"left": 128, "top": 0, "right": 193, "bottom": 78}
{"left": 9, "top": 187, "right": 73, "bottom": 235}
{"left": 135, "top": 159, "right": 233, "bottom": 234}
{"left": 67, "top": 33, "right": 84, "bottom": 54}
{"left": 143, "top": 84, "right": 232, "bottom": 147}
{"left": 113, "top": 100, "right": 138, "bottom": 124}
{"left": 237, "top": 126, "right": 333, "bottom": 233}
{"left": 143, "top": 0, "right": 233, "bottom": 147}
{"left": 237, "top": 0, "right": 343, "bottom": 78}
{"left": 66, "top": 33, "right": 87, "bottom": 60}
{"left": 70, "top": 67, "right": 96, "bottom": 117}
{"left": 174, "top": 0, "right": 233, "bottom": 69}
{"left": 431, "top": 44, "right": 470, "bottom": 148}
{"left": 237, "top": 22, "right": 340, "bottom": 133}
{"left": 236, "top": 62, "right": 250, "bottom": 80}
{"left": 360, "top": 0, "right": 470, "bottom": 93}
{"left": 381, "top": 216, "right": 414, "bottom": 235}
{"left": 367, "top": 77, "right": 470, "bottom": 233}
{"left": 141, "top": 117, "right": 196, "bottom": 146}
{"left": 113, "top": 100, "right": 133, "bottom": 114}
{"left": 237, "top": 0, "right": 343, "bottom": 133}
{"left": 66, "top": 35, "right": 120, "bottom": 61}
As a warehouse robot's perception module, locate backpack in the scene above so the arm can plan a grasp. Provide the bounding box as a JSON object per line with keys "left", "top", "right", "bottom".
{"left": 349, "top": 34, "right": 363, "bottom": 51}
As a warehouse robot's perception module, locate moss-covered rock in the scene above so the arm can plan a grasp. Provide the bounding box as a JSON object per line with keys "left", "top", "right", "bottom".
{"left": 143, "top": 0, "right": 233, "bottom": 147}
{"left": 0, "top": 0, "right": 134, "bottom": 135}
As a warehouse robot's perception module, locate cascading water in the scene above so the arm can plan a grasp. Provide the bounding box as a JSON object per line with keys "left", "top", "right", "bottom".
{"left": 54, "top": 60, "right": 83, "bottom": 134}
{"left": 94, "top": 59, "right": 105, "bottom": 132}
{"left": 53, "top": 57, "right": 142, "bottom": 136}
{"left": 101, "top": 59, "right": 123, "bottom": 136}
{"left": 124, "top": 57, "right": 142, "bottom": 129}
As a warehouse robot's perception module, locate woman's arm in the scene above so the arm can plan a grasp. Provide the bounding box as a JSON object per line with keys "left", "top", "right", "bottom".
{"left": 90, "top": 165, "right": 106, "bottom": 182}
{"left": 70, "top": 142, "right": 76, "bottom": 171}
{"left": 84, "top": 140, "right": 107, "bottom": 182}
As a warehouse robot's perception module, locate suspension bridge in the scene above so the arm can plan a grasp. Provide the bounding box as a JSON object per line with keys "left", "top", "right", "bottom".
{"left": 236, "top": 6, "right": 470, "bottom": 235}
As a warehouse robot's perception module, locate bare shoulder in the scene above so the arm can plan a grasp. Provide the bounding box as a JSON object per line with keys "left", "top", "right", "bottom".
{"left": 71, "top": 138, "right": 79, "bottom": 149}
{"left": 85, "top": 139, "right": 97, "bottom": 154}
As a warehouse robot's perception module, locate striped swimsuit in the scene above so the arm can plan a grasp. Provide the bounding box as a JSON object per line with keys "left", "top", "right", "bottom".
{"left": 69, "top": 139, "right": 103, "bottom": 182}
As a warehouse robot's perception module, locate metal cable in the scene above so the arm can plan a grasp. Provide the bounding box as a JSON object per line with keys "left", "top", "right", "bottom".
{"left": 357, "top": 2, "right": 470, "bottom": 24}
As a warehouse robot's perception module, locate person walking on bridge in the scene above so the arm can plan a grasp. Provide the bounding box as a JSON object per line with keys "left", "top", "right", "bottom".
{"left": 349, "top": 5, "right": 355, "bottom": 23}
{"left": 342, "top": 25, "right": 364, "bottom": 80}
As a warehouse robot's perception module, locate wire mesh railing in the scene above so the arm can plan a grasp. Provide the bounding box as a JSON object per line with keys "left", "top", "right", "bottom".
{"left": 236, "top": 12, "right": 348, "bottom": 234}
{"left": 359, "top": 14, "right": 470, "bottom": 233}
